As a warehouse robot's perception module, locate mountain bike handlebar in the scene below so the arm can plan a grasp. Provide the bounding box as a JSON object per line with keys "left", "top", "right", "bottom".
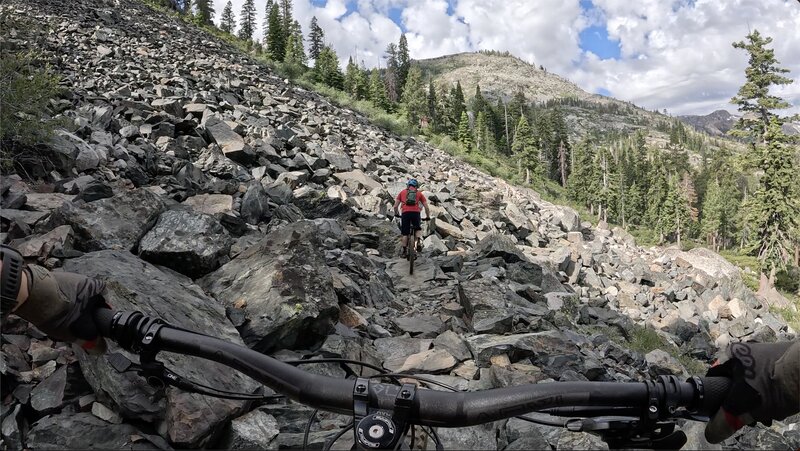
{"left": 93, "top": 308, "right": 731, "bottom": 432}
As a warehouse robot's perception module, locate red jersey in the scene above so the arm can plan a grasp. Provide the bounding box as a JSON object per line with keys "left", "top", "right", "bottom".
{"left": 397, "top": 188, "right": 427, "bottom": 213}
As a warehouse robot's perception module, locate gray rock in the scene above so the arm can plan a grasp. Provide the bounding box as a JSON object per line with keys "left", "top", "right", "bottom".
{"left": 64, "top": 251, "right": 255, "bottom": 448}
{"left": 374, "top": 336, "right": 433, "bottom": 372}
{"left": 428, "top": 422, "right": 497, "bottom": 450}
{"left": 183, "top": 194, "right": 234, "bottom": 215}
{"left": 138, "top": 209, "right": 233, "bottom": 278}
{"left": 15, "top": 225, "right": 74, "bottom": 258}
{"left": 433, "top": 330, "right": 472, "bottom": 362}
{"left": 46, "top": 188, "right": 167, "bottom": 252}
{"left": 397, "top": 348, "right": 458, "bottom": 373}
{"left": 220, "top": 410, "right": 280, "bottom": 450}
{"left": 152, "top": 98, "right": 184, "bottom": 118}
{"left": 91, "top": 402, "right": 123, "bottom": 424}
{"left": 473, "top": 309, "right": 515, "bottom": 334}
{"left": 0, "top": 404, "right": 22, "bottom": 450}
{"left": 205, "top": 116, "right": 248, "bottom": 160}
{"left": 466, "top": 331, "right": 578, "bottom": 366}
{"left": 30, "top": 365, "right": 67, "bottom": 412}
{"left": 392, "top": 315, "right": 445, "bottom": 338}
{"left": 200, "top": 221, "right": 339, "bottom": 353}
{"left": 26, "top": 413, "right": 171, "bottom": 450}
{"left": 240, "top": 183, "right": 271, "bottom": 225}
{"left": 472, "top": 233, "right": 525, "bottom": 263}
{"left": 645, "top": 349, "right": 685, "bottom": 377}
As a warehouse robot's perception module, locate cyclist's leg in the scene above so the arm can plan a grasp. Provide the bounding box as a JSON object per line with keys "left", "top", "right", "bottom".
{"left": 411, "top": 213, "right": 422, "bottom": 251}
{"left": 400, "top": 213, "right": 411, "bottom": 255}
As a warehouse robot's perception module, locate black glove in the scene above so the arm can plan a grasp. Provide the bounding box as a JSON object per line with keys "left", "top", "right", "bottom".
{"left": 12, "top": 265, "right": 109, "bottom": 354}
{"left": 704, "top": 340, "right": 800, "bottom": 443}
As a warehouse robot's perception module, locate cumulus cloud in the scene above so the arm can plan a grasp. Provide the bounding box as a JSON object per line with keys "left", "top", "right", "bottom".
{"left": 210, "top": 0, "right": 800, "bottom": 115}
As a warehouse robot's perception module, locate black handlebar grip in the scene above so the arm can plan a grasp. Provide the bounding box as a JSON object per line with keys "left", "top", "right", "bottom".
{"left": 93, "top": 308, "right": 115, "bottom": 339}
{"left": 698, "top": 377, "right": 733, "bottom": 416}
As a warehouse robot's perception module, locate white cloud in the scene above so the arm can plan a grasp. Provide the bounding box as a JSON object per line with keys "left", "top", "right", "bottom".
{"left": 210, "top": 0, "right": 800, "bottom": 115}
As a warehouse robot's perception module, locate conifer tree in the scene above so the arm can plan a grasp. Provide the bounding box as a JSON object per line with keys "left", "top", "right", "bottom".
{"left": 263, "top": 0, "right": 274, "bottom": 44}
{"left": 457, "top": 111, "right": 473, "bottom": 150}
{"left": 701, "top": 178, "right": 726, "bottom": 251}
{"left": 448, "top": 82, "right": 466, "bottom": 138}
{"left": 266, "top": 2, "right": 285, "bottom": 60}
{"left": 474, "top": 111, "right": 489, "bottom": 153}
{"left": 397, "top": 34, "right": 411, "bottom": 95}
{"left": 284, "top": 21, "right": 307, "bottom": 69}
{"left": 567, "top": 139, "right": 594, "bottom": 207}
{"left": 384, "top": 43, "right": 400, "bottom": 104}
{"left": 511, "top": 115, "right": 540, "bottom": 183}
{"left": 308, "top": 16, "right": 324, "bottom": 61}
{"left": 344, "top": 57, "right": 360, "bottom": 97}
{"left": 314, "top": 46, "right": 344, "bottom": 90}
{"left": 745, "top": 118, "right": 800, "bottom": 288}
{"left": 426, "top": 80, "right": 438, "bottom": 132}
{"left": 730, "top": 30, "right": 793, "bottom": 143}
{"left": 280, "top": 0, "right": 294, "bottom": 45}
{"left": 220, "top": 1, "right": 235, "bottom": 34}
{"left": 237, "top": 0, "right": 257, "bottom": 41}
{"left": 436, "top": 83, "right": 452, "bottom": 134}
{"left": 400, "top": 65, "right": 426, "bottom": 130}
{"left": 192, "top": 0, "right": 214, "bottom": 25}
{"left": 369, "top": 69, "right": 389, "bottom": 110}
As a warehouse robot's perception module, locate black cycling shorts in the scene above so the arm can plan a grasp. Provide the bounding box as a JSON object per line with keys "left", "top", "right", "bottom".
{"left": 400, "top": 212, "right": 422, "bottom": 235}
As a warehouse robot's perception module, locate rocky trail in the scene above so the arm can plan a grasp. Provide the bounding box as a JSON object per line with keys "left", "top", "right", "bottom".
{"left": 0, "top": 0, "right": 797, "bottom": 449}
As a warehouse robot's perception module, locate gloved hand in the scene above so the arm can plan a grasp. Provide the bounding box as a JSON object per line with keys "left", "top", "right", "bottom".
{"left": 704, "top": 340, "right": 799, "bottom": 443}
{"left": 12, "top": 264, "right": 109, "bottom": 355}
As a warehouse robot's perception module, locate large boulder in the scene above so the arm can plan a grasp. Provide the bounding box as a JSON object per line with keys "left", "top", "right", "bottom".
{"left": 200, "top": 221, "right": 339, "bottom": 353}
{"left": 63, "top": 251, "right": 256, "bottom": 448}
{"left": 472, "top": 233, "right": 525, "bottom": 263}
{"left": 674, "top": 248, "right": 740, "bottom": 282}
{"left": 138, "top": 209, "right": 233, "bottom": 278}
{"left": 45, "top": 188, "right": 167, "bottom": 252}
{"left": 465, "top": 331, "right": 579, "bottom": 367}
{"left": 26, "top": 413, "right": 171, "bottom": 450}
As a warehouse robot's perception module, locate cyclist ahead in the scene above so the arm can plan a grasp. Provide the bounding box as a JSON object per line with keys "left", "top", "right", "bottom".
{"left": 1, "top": 244, "right": 797, "bottom": 444}
{"left": 393, "top": 179, "right": 430, "bottom": 258}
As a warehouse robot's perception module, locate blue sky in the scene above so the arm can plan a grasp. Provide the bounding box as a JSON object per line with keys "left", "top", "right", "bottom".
{"left": 214, "top": 0, "right": 800, "bottom": 115}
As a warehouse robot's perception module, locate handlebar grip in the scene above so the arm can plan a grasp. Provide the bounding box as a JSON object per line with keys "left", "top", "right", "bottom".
{"left": 93, "top": 308, "right": 116, "bottom": 339}
{"left": 698, "top": 377, "right": 733, "bottom": 415}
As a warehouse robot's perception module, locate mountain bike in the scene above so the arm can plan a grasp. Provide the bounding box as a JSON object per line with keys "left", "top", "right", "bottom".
{"left": 92, "top": 308, "right": 732, "bottom": 450}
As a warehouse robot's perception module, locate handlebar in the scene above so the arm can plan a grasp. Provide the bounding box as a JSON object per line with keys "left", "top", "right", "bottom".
{"left": 92, "top": 308, "right": 731, "bottom": 428}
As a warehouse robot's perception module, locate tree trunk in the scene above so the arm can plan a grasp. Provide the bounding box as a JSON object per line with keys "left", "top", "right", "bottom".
{"left": 559, "top": 140, "right": 567, "bottom": 187}
{"left": 504, "top": 103, "right": 510, "bottom": 154}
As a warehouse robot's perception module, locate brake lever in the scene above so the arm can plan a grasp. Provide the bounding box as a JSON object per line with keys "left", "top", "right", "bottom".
{"left": 571, "top": 416, "right": 688, "bottom": 450}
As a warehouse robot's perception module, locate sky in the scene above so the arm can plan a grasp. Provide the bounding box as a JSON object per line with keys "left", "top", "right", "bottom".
{"left": 211, "top": 0, "right": 800, "bottom": 116}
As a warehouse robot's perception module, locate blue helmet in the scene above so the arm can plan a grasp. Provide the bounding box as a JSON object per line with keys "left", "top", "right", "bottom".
{"left": 407, "top": 179, "right": 419, "bottom": 187}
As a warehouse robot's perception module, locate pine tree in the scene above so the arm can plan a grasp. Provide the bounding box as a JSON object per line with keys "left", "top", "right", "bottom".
{"left": 368, "top": 69, "right": 389, "bottom": 111}
{"left": 308, "top": 16, "right": 324, "bottom": 61}
{"left": 192, "top": 0, "right": 214, "bottom": 25}
{"left": 266, "top": 2, "right": 285, "bottom": 61}
{"left": 344, "top": 57, "right": 360, "bottom": 97}
{"left": 384, "top": 43, "right": 400, "bottom": 104}
{"left": 436, "top": 83, "right": 452, "bottom": 135}
{"left": 701, "top": 178, "right": 726, "bottom": 251}
{"left": 237, "top": 0, "right": 256, "bottom": 41}
{"left": 220, "top": 1, "right": 235, "bottom": 34}
{"left": 280, "top": 0, "right": 294, "bottom": 44}
{"left": 283, "top": 20, "right": 306, "bottom": 67}
{"left": 397, "top": 34, "right": 411, "bottom": 95}
{"left": 745, "top": 118, "right": 800, "bottom": 288}
{"left": 400, "top": 65, "right": 426, "bottom": 130}
{"left": 512, "top": 115, "right": 540, "bottom": 183}
{"left": 426, "top": 80, "right": 438, "bottom": 132}
{"left": 262, "top": 0, "right": 274, "bottom": 45}
{"left": 457, "top": 111, "right": 473, "bottom": 150}
{"left": 567, "top": 139, "right": 594, "bottom": 207}
{"left": 730, "top": 30, "right": 793, "bottom": 142}
{"left": 314, "top": 46, "right": 344, "bottom": 90}
{"left": 474, "top": 111, "right": 489, "bottom": 153}
{"left": 447, "top": 82, "right": 466, "bottom": 138}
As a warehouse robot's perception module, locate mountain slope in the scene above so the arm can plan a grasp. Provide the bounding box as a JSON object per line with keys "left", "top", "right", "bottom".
{"left": 679, "top": 109, "right": 739, "bottom": 136}
{"left": 0, "top": 1, "right": 795, "bottom": 450}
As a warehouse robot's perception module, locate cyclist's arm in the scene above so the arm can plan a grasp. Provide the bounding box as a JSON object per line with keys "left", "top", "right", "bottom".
{"left": 393, "top": 198, "right": 402, "bottom": 216}
{"left": 420, "top": 194, "right": 430, "bottom": 219}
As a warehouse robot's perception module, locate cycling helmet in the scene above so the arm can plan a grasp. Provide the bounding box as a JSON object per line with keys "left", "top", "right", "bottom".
{"left": 407, "top": 179, "right": 419, "bottom": 187}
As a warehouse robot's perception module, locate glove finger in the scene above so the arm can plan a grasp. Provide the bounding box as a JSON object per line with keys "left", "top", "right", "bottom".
{"left": 705, "top": 409, "right": 754, "bottom": 444}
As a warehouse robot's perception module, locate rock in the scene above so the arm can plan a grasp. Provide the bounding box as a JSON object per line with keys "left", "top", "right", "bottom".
{"left": 472, "top": 233, "right": 525, "bottom": 263}
{"left": 205, "top": 116, "right": 249, "bottom": 161}
{"left": 138, "top": 209, "right": 233, "bottom": 278}
{"left": 0, "top": 404, "right": 22, "bottom": 450}
{"left": 392, "top": 315, "right": 445, "bottom": 338}
{"left": 645, "top": 349, "right": 685, "bottom": 377}
{"left": 465, "top": 331, "right": 578, "bottom": 367}
{"left": 30, "top": 365, "right": 67, "bottom": 412}
{"left": 374, "top": 336, "right": 433, "bottom": 372}
{"left": 322, "top": 149, "right": 353, "bottom": 171}
{"left": 46, "top": 188, "right": 167, "bottom": 252}
{"left": 434, "top": 330, "right": 472, "bottom": 362}
{"left": 26, "top": 413, "right": 171, "bottom": 450}
{"left": 675, "top": 248, "right": 740, "bottom": 281}
{"left": 219, "top": 410, "right": 280, "bottom": 450}
{"left": 91, "top": 402, "right": 123, "bottom": 424}
{"left": 200, "top": 221, "right": 339, "bottom": 353}
{"left": 182, "top": 193, "right": 234, "bottom": 215}
{"left": 547, "top": 206, "right": 580, "bottom": 232}
{"left": 473, "top": 309, "right": 514, "bottom": 334}
{"left": 338, "top": 303, "right": 368, "bottom": 329}
{"left": 549, "top": 246, "right": 572, "bottom": 272}
{"left": 312, "top": 218, "right": 351, "bottom": 249}
{"left": 74, "top": 180, "right": 114, "bottom": 202}
{"left": 334, "top": 170, "right": 382, "bottom": 192}
{"left": 397, "top": 349, "right": 458, "bottom": 373}
{"left": 64, "top": 251, "right": 256, "bottom": 448}
{"left": 435, "top": 219, "right": 465, "bottom": 240}
{"left": 75, "top": 146, "right": 101, "bottom": 171}
{"left": 240, "top": 183, "right": 271, "bottom": 224}
{"left": 428, "top": 423, "right": 497, "bottom": 450}
{"left": 151, "top": 98, "right": 184, "bottom": 117}
{"left": 15, "top": 225, "right": 74, "bottom": 258}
